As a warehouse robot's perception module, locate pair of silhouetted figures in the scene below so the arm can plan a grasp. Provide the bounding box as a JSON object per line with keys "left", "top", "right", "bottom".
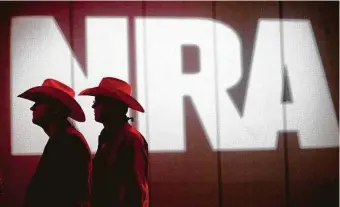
{"left": 18, "top": 77, "right": 149, "bottom": 207}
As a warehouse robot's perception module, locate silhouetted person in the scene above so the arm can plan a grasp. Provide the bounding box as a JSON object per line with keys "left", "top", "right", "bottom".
{"left": 79, "top": 77, "right": 149, "bottom": 207}
{"left": 18, "top": 79, "right": 92, "bottom": 207}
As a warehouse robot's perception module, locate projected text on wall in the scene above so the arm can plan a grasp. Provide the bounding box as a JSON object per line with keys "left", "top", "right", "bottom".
{"left": 10, "top": 17, "right": 339, "bottom": 155}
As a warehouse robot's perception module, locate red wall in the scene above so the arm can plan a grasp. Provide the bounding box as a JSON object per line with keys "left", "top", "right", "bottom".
{"left": 0, "top": 2, "right": 338, "bottom": 207}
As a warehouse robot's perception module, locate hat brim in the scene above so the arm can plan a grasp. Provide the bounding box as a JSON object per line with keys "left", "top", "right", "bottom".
{"left": 79, "top": 87, "right": 145, "bottom": 113}
{"left": 18, "top": 86, "right": 86, "bottom": 122}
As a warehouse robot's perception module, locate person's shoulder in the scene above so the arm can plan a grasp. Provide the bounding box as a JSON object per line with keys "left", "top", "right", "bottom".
{"left": 124, "top": 124, "right": 147, "bottom": 148}
{"left": 65, "top": 127, "right": 85, "bottom": 141}
{"left": 63, "top": 127, "right": 91, "bottom": 153}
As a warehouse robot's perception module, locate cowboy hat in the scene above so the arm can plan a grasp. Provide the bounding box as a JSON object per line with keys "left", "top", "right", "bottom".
{"left": 78, "top": 77, "right": 144, "bottom": 113}
{"left": 18, "top": 79, "right": 86, "bottom": 122}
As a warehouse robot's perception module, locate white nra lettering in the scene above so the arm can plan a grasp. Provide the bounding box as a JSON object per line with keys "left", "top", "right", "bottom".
{"left": 10, "top": 16, "right": 339, "bottom": 155}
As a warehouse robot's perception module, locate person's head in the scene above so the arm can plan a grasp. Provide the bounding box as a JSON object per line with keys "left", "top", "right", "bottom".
{"left": 79, "top": 77, "right": 145, "bottom": 124}
{"left": 30, "top": 95, "right": 70, "bottom": 127}
{"left": 92, "top": 95, "right": 128, "bottom": 123}
{"left": 18, "top": 79, "right": 86, "bottom": 127}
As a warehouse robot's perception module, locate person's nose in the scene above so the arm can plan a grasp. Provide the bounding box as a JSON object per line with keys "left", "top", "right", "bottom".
{"left": 92, "top": 101, "right": 97, "bottom": 109}
{"left": 30, "top": 103, "right": 37, "bottom": 111}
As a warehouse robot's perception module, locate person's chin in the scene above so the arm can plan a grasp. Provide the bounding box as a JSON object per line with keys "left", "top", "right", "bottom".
{"left": 94, "top": 115, "right": 102, "bottom": 123}
{"left": 32, "top": 117, "right": 40, "bottom": 125}
{"left": 32, "top": 115, "right": 44, "bottom": 126}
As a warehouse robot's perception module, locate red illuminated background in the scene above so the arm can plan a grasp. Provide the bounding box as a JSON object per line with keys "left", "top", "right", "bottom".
{"left": 0, "top": 2, "right": 338, "bottom": 207}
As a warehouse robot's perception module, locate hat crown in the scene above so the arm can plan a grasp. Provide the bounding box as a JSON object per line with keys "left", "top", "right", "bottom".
{"left": 42, "top": 79, "right": 75, "bottom": 98}
{"left": 99, "top": 77, "right": 132, "bottom": 95}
